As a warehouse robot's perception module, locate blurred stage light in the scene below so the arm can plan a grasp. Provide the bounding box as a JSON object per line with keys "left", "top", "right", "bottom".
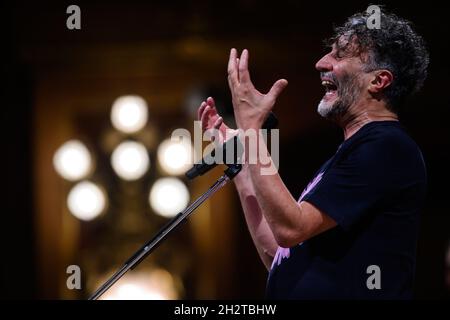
{"left": 115, "top": 284, "right": 164, "bottom": 300}
{"left": 67, "top": 181, "right": 106, "bottom": 221}
{"left": 99, "top": 269, "right": 179, "bottom": 300}
{"left": 111, "top": 95, "right": 148, "bottom": 134}
{"left": 157, "top": 138, "right": 193, "bottom": 175}
{"left": 53, "top": 140, "right": 92, "bottom": 181}
{"left": 111, "top": 141, "right": 150, "bottom": 180}
{"left": 149, "top": 177, "right": 189, "bottom": 218}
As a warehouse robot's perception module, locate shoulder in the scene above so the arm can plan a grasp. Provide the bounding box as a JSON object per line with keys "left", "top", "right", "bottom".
{"left": 342, "top": 121, "right": 426, "bottom": 181}
{"left": 346, "top": 121, "right": 423, "bottom": 161}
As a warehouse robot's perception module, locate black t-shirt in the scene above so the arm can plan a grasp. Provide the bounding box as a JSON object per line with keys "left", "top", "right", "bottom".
{"left": 266, "top": 121, "right": 427, "bottom": 299}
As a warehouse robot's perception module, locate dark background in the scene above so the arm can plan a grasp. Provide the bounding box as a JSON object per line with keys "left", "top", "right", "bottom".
{"left": 2, "top": 0, "right": 449, "bottom": 299}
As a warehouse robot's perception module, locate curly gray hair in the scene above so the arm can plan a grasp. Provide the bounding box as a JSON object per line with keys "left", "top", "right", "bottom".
{"left": 328, "top": 8, "right": 429, "bottom": 112}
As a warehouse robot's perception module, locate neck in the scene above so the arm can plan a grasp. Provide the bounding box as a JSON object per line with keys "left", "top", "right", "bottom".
{"left": 339, "top": 104, "right": 398, "bottom": 140}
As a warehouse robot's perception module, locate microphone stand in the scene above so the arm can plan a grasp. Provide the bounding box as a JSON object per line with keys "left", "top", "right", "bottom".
{"left": 88, "top": 164, "right": 242, "bottom": 300}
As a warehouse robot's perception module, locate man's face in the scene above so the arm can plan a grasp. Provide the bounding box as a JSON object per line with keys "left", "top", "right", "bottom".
{"left": 315, "top": 36, "right": 368, "bottom": 120}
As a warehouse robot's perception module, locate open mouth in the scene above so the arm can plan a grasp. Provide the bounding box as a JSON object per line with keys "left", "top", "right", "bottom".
{"left": 321, "top": 79, "right": 338, "bottom": 96}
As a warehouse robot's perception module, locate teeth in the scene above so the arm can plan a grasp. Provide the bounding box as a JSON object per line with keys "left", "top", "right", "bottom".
{"left": 321, "top": 80, "right": 334, "bottom": 86}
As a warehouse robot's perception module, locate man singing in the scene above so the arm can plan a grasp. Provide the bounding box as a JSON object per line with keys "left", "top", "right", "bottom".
{"left": 197, "top": 9, "right": 428, "bottom": 299}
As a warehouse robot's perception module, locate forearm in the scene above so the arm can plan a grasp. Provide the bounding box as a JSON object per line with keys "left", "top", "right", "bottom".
{"left": 233, "top": 166, "right": 278, "bottom": 270}
{"left": 225, "top": 48, "right": 335, "bottom": 250}
{"left": 246, "top": 132, "right": 306, "bottom": 248}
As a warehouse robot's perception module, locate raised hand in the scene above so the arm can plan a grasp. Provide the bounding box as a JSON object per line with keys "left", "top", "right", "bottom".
{"left": 197, "top": 96, "right": 236, "bottom": 144}
{"left": 227, "top": 48, "right": 288, "bottom": 131}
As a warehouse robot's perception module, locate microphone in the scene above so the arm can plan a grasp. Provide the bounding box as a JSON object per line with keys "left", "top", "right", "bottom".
{"left": 185, "top": 112, "right": 278, "bottom": 180}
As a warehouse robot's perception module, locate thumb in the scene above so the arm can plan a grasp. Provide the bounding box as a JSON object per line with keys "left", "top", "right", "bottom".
{"left": 267, "top": 79, "right": 288, "bottom": 100}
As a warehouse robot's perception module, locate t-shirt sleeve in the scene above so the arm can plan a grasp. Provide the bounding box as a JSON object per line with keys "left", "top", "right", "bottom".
{"left": 302, "top": 136, "right": 404, "bottom": 231}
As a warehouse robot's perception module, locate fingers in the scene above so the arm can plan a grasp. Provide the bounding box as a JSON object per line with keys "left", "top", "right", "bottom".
{"left": 210, "top": 116, "right": 223, "bottom": 142}
{"left": 267, "top": 79, "right": 288, "bottom": 101}
{"left": 199, "top": 97, "right": 221, "bottom": 131}
{"left": 213, "top": 116, "right": 223, "bottom": 129}
{"left": 198, "top": 96, "right": 216, "bottom": 122}
{"left": 200, "top": 105, "right": 212, "bottom": 130}
{"left": 206, "top": 96, "right": 216, "bottom": 109}
{"left": 197, "top": 101, "right": 207, "bottom": 121}
{"left": 238, "top": 49, "right": 251, "bottom": 83}
{"left": 227, "top": 48, "right": 256, "bottom": 96}
{"left": 227, "top": 48, "right": 238, "bottom": 87}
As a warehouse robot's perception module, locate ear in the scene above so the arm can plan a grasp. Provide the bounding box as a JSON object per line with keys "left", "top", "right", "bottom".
{"left": 368, "top": 70, "right": 393, "bottom": 94}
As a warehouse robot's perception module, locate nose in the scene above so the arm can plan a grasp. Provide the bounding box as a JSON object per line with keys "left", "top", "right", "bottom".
{"left": 315, "top": 53, "right": 333, "bottom": 72}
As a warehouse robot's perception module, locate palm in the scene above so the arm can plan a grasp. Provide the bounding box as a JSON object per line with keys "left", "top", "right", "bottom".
{"left": 198, "top": 97, "right": 236, "bottom": 144}
{"left": 206, "top": 109, "right": 229, "bottom": 136}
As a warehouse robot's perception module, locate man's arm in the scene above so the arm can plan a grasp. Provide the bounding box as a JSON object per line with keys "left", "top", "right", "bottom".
{"left": 247, "top": 134, "right": 337, "bottom": 248}
{"left": 198, "top": 97, "right": 278, "bottom": 270}
{"left": 233, "top": 165, "right": 278, "bottom": 270}
{"left": 227, "top": 48, "right": 337, "bottom": 247}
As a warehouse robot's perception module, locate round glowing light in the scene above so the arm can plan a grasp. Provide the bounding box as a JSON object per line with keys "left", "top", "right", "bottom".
{"left": 111, "top": 95, "right": 148, "bottom": 133}
{"left": 67, "top": 181, "right": 106, "bottom": 221}
{"left": 157, "top": 138, "right": 192, "bottom": 175}
{"left": 111, "top": 141, "right": 150, "bottom": 180}
{"left": 53, "top": 140, "right": 92, "bottom": 181}
{"left": 149, "top": 177, "right": 189, "bottom": 218}
{"left": 99, "top": 269, "right": 179, "bottom": 300}
{"left": 115, "top": 284, "right": 165, "bottom": 300}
